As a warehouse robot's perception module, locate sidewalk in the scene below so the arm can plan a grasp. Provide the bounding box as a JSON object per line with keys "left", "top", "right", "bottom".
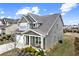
{"left": 0, "top": 42, "right": 15, "bottom": 54}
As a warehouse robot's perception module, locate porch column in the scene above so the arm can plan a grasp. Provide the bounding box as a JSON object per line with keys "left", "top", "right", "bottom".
{"left": 29, "top": 35, "right": 31, "bottom": 46}
{"left": 41, "top": 36, "right": 43, "bottom": 49}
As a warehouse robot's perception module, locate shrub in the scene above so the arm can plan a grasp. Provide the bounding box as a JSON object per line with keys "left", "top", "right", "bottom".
{"left": 21, "top": 46, "right": 45, "bottom": 56}
{"left": 2, "top": 36, "right": 6, "bottom": 39}
{"left": 22, "top": 46, "right": 37, "bottom": 55}
{"left": 0, "top": 38, "right": 3, "bottom": 41}
{"left": 2, "top": 33, "right": 5, "bottom": 35}
{"left": 35, "top": 49, "right": 44, "bottom": 56}
{"left": 7, "top": 35, "right": 11, "bottom": 39}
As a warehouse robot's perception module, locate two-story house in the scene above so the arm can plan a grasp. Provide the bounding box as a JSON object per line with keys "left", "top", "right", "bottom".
{"left": 15, "top": 13, "right": 64, "bottom": 50}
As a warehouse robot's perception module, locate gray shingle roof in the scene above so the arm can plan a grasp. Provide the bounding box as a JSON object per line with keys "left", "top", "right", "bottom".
{"left": 28, "top": 13, "right": 43, "bottom": 23}
{"left": 27, "top": 13, "right": 62, "bottom": 35}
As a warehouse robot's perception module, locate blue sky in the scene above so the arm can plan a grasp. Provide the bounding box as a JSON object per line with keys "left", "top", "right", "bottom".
{"left": 0, "top": 3, "right": 79, "bottom": 25}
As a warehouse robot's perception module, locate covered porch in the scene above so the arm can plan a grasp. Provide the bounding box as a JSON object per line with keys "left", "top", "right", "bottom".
{"left": 15, "top": 30, "right": 45, "bottom": 49}
{"left": 24, "top": 34, "right": 44, "bottom": 49}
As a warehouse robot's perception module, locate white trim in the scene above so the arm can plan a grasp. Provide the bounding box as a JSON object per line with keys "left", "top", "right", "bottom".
{"left": 25, "top": 34, "right": 41, "bottom": 37}
{"left": 17, "top": 15, "right": 29, "bottom": 24}
{"left": 31, "top": 29, "right": 45, "bottom": 36}
{"left": 41, "top": 36, "right": 43, "bottom": 49}
{"left": 28, "top": 13, "right": 37, "bottom": 22}
{"left": 23, "top": 29, "right": 45, "bottom": 37}
{"left": 25, "top": 34, "right": 42, "bottom": 48}
{"left": 17, "top": 16, "right": 23, "bottom": 23}
{"left": 29, "top": 35, "right": 31, "bottom": 46}
{"left": 23, "top": 15, "right": 29, "bottom": 23}
{"left": 47, "top": 15, "right": 60, "bottom": 35}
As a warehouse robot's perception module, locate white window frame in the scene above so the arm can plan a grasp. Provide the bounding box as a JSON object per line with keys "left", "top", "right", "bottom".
{"left": 35, "top": 37, "right": 41, "bottom": 45}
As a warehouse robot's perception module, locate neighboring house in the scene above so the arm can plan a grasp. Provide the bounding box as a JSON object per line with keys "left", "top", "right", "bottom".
{"left": 0, "top": 18, "right": 19, "bottom": 35}
{"left": 4, "top": 18, "right": 18, "bottom": 34}
{"left": 0, "top": 26, "right": 5, "bottom": 35}
{"left": 15, "top": 13, "right": 64, "bottom": 50}
{"left": 0, "top": 20, "right": 6, "bottom": 35}
{"left": 5, "top": 24, "right": 18, "bottom": 34}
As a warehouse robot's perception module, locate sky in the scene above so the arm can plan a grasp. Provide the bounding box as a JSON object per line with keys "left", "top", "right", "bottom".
{"left": 0, "top": 3, "right": 79, "bottom": 25}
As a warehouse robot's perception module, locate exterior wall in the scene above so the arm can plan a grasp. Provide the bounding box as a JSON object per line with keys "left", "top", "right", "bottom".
{"left": 5, "top": 24, "right": 18, "bottom": 34}
{"left": 18, "top": 16, "right": 30, "bottom": 31}
{"left": 15, "top": 34, "right": 26, "bottom": 48}
{"left": 19, "top": 17, "right": 27, "bottom": 23}
{"left": 45, "top": 16, "right": 63, "bottom": 50}
{"left": 57, "top": 16, "right": 64, "bottom": 41}
{"left": 0, "top": 28, "right": 5, "bottom": 35}
{"left": 18, "top": 23, "right": 30, "bottom": 31}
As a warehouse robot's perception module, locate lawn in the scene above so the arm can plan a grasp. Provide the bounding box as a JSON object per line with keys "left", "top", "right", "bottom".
{"left": 46, "top": 34, "right": 75, "bottom": 56}
{"left": 0, "top": 33, "right": 76, "bottom": 56}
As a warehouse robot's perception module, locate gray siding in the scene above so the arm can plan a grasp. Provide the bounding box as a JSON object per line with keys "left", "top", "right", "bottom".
{"left": 45, "top": 16, "right": 63, "bottom": 50}
{"left": 19, "top": 17, "right": 27, "bottom": 23}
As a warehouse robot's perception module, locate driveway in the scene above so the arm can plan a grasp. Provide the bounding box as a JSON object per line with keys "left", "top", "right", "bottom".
{"left": 0, "top": 42, "right": 15, "bottom": 54}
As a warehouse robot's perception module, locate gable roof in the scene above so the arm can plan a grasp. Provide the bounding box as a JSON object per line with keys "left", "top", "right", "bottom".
{"left": 28, "top": 13, "right": 42, "bottom": 23}
{"left": 28, "top": 13, "right": 62, "bottom": 35}
{"left": 18, "top": 14, "right": 36, "bottom": 23}
{"left": 17, "top": 13, "right": 63, "bottom": 36}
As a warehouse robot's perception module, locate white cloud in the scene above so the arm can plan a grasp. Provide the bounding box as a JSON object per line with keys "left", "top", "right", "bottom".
{"left": 60, "top": 3, "right": 77, "bottom": 15}
{"left": 16, "top": 6, "right": 40, "bottom": 15}
{"left": 0, "top": 11, "right": 4, "bottom": 14}
{"left": 32, "top": 6, "right": 40, "bottom": 14}
{"left": 43, "top": 9, "right": 47, "bottom": 11}
{"left": 7, "top": 16, "right": 12, "bottom": 18}
{"left": 16, "top": 8, "right": 32, "bottom": 15}
{"left": 0, "top": 10, "right": 4, "bottom": 14}
{"left": 0, "top": 16, "right": 5, "bottom": 19}
{"left": 49, "top": 13, "right": 53, "bottom": 15}
{"left": 61, "top": 13, "right": 66, "bottom": 15}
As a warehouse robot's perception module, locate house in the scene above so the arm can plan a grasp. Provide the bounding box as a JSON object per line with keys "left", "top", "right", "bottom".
{"left": 0, "top": 26, "right": 5, "bottom": 35}
{"left": 5, "top": 24, "right": 18, "bottom": 34}
{"left": 0, "top": 20, "right": 6, "bottom": 35}
{"left": 15, "top": 13, "right": 64, "bottom": 50}
{"left": 0, "top": 18, "right": 19, "bottom": 35}
{"left": 3, "top": 18, "right": 19, "bottom": 34}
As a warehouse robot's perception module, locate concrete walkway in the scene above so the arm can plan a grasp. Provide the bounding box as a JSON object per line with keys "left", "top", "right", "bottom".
{"left": 0, "top": 42, "right": 15, "bottom": 54}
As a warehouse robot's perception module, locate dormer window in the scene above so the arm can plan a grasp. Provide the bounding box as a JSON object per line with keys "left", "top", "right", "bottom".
{"left": 32, "top": 22, "right": 42, "bottom": 29}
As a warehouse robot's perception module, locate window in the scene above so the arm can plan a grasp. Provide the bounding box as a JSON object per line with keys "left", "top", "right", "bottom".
{"left": 32, "top": 22, "right": 41, "bottom": 29}
{"left": 36, "top": 37, "right": 38, "bottom": 44}
{"left": 26, "top": 36, "right": 29, "bottom": 44}
{"left": 35, "top": 37, "right": 41, "bottom": 45}
{"left": 19, "top": 23, "right": 30, "bottom": 31}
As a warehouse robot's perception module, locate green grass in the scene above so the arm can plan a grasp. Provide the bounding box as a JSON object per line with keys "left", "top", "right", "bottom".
{"left": 46, "top": 35, "right": 74, "bottom": 56}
